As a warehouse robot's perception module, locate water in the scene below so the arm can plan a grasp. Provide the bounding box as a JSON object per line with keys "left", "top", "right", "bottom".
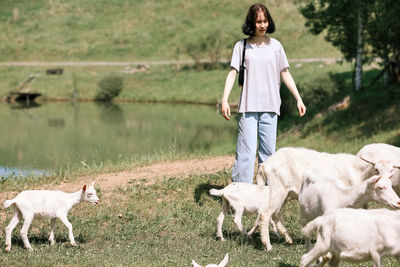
{"left": 0, "top": 102, "right": 237, "bottom": 176}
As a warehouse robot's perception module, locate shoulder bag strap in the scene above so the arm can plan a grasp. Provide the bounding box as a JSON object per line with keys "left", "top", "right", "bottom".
{"left": 241, "top": 38, "right": 247, "bottom": 70}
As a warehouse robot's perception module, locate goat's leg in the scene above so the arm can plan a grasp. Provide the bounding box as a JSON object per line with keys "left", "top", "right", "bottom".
{"left": 260, "top": 211, "right": 273, "bottom": 251}
{"left": 49, "top": 218, "right": 57, "bottom": 245}
{"left": 247, "top": 213, "right": 260, "bottom": 237}
{"left": 259, "top": 188, "right": 289, "bottom": 251}
{"left": 395, "top": 255, "right": 400, "bottom": 263}
{"left": 216, "top": 199, "right": 229, "bottom": 241}
{"left": 371, "top": 251, "right": 382, "bottom": 267}
{"left": 20, "top": 214, "right": 34, "bottom": 251}
{"left": 300, "top": 232, "right": 331, "bottom": 267}
{"left": 316, "top": 252, "right": 332, "bottom": 267}
{"left": 272, "top": 212, "right": 293, "bottom": 244}
{"left": 326, "top": 254, "right": 340, "bottom": 267}
{"left": 233, "top": 206, "right": 246, "bottom": 236}
{"left": 59, "top": 215, "right": 76, "bottom": 246}
{"left": 300, "top": 245, "right": 329, "bottom": 267}
{"left": 5, "top": 211, "right": 22, "bottom": 252}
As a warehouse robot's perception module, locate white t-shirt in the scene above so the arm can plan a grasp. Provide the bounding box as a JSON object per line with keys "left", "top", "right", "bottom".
{"left": 230, "top": 38, "right": 289, "bottom": 115}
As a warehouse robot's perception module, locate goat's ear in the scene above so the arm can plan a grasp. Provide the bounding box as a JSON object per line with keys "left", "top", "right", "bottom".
{"left": 83, "top": 185, "right": 87, "bottom": 192}
{"left": 368, "top": 175, "right": 381, "bottom": 184}
{"left": 191, "top": 260, "right": 201, "bottom": 267}
{"left": 390, "top": 168, "right": 400, "bottom": 178}
{"left": 218, "top": 253, "right": 229, "bottom": 267}
{"left": 373, "top": 176, "right": 381, "bottom": 184}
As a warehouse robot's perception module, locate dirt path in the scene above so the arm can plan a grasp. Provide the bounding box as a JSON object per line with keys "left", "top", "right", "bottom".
{"left": 0, "top": 155, "right": 235, "bottom": 203}
{"left": 0, "top": 58, "right": 341, "bottom": 67}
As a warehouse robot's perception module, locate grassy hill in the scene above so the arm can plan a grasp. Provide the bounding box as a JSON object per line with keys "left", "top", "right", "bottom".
{"left": 0, "top": 0, "right": 340, "bottom": 61}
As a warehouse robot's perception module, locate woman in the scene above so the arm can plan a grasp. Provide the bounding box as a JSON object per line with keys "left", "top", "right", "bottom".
{"left": 221, "top": 3, "right": 306, "bottom": 184}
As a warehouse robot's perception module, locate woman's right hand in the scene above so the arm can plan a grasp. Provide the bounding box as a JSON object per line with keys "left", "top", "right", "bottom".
{"left": 221, "top": 100, "right": 231, "bottom": 121}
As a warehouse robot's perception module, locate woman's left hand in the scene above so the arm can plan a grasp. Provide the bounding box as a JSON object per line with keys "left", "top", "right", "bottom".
{"left": 297, "top": 100, "right": 306, "bottom": 117}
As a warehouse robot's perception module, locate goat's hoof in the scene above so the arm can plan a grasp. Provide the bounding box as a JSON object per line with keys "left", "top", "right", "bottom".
{"left": 5, "top": 247, "right": 11, "bottom": 252}
{"left": 263, "top": 244, "right": 272, "bottom": 251}
{"left": 286, "top": 239, "right": 293, "bottom": 244}
{"left": 27, "top": 247, "right": 34, "bottom": 251}
{"left": 71, "top": 242, "right": 77, "bottom": 247}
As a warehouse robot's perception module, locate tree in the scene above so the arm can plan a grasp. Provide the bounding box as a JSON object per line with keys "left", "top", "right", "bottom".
{"left": 365, "top": 0, "right": 400, "bottom": 84}
{"left": 301, "top": 0, "right": 400, "bottom": 87}
{"left": 300, "top": 0, "right": 371, "bottom": 90}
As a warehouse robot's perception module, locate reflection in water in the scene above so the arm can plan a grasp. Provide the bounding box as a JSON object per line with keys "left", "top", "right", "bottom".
{"left": 0, "top": 166, "right": 51, "bottom": 178}
{"left": 10, "top": 101, "right": 42, "bottom": 110}
{"left": 0, "top": 102, "right": 237, "bottom": 176}
{"left": 95, "top": 102, "right": 126, "bottom": 125}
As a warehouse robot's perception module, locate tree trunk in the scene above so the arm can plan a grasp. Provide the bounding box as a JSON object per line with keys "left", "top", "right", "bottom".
{"left": 355, "top": 0, "right": 363, "bottom": 91}
{"left": 393, "top": 49, "right": 400, "bottom": 83}
{"left": 383, "top": 58, "right": 389, "bottom": 85}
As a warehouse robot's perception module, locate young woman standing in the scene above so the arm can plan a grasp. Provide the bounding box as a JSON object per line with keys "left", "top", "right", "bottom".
{"left": 221, "top": 3, "right": 306, "bottom": 184}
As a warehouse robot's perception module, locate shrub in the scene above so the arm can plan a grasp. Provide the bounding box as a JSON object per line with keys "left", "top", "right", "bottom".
{"left": 95, "top": 75, "right": 124, "bottom": 101}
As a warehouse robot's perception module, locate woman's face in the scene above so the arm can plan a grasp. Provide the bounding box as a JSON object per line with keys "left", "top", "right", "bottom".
{"left": 254, "top": 11, "right": 268, "bottom": 36}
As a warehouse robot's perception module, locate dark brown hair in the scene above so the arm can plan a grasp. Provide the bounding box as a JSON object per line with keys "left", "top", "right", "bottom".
{"left": 242, "top": 3, "right": 275, "bottom": 36}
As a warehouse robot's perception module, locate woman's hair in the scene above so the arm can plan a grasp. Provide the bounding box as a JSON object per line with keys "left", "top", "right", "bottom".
{"left": 242, "top": 3, "right": 275, "bottom": 36}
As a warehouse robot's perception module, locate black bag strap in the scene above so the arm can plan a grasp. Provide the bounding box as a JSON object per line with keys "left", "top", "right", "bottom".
{"left": 241, "top": 38, "right": 247, "bottom": 70}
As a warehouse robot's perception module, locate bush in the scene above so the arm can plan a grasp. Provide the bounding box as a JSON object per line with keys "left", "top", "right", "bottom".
{"left": 95, "top": 75, "right": 124, "bottom": 101}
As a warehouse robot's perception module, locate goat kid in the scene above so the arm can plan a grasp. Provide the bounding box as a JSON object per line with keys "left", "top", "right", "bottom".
{"left": 209, "top": 183, "right": 282, "bottom": 242}
{"left": 300, "top": 208, "right": 400, "bottom": 267}
{"left": 299, "top": 171, "right": 400, "bottom": 255}
{"left": 192, "top": 253, "right": 229, "bottom": 267}
{"left": 4, "top": 181, "right": 100, "bottom": 251}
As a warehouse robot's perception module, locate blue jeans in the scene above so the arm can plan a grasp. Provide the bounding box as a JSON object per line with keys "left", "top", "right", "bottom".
{"left": 232, "top": 112, "right": 278, "bottom": 183}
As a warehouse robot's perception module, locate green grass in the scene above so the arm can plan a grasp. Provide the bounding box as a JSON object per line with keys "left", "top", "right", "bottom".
{"left": 0, "top": 0, "right": 340, "bottom": 62}
{"left": 0, "top": 61, "right": 353, "bottom": 103}
{"left": 1, "top": 171, "right": 399, "bottom": 266}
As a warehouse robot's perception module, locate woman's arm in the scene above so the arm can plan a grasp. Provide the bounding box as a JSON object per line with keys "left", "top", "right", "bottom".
{"left": 221, "top": 67, "right": 238, "bottom": 121}
{"left": 281, "top": 68, "right": 306, "bottom": 117}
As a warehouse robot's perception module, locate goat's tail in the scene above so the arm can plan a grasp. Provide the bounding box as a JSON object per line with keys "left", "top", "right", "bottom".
{"left": 209, "top": 188, "right": 224, "bottom": 197}
{"left": 4, "top": 199, "right": 15, "bottom": 209}
{"left": 301, "top": 217, "right": 323, "bottom": 239}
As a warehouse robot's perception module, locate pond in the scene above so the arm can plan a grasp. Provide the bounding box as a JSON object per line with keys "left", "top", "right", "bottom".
{"left": 0, "top": 102, "right": 238, "bottom": 177}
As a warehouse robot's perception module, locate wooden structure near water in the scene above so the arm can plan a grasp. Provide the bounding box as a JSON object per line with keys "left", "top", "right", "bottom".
{"left": 4, "top": 74, "right": 42, "bottom": 103}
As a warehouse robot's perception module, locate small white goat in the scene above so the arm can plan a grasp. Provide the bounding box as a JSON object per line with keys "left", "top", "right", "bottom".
{"left": 192, "top": 253, "right": 229, "bottom": 267}
{"left": 300, "top": 208, "right": 400, "bottom": 267}
{"left": 209, "top": 183, "right": 281, "bottom": 242}
{"left": 255, "top": 146, "right": 394, "bottom": 251}
{"left": 299, "top": 170, "right": 400, "bottom": 253}
{"left": 4, "top": 181, "right": 100, "bottom": 251}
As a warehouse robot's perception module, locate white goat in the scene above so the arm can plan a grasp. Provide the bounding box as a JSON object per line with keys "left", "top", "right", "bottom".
{"left": 192, "top": 253, "right": 229, "bottom": 267}
{"left": 4, "top": 181, "right": 100, "bottom": 251}
{"left": 357, "top": 143, "right": 400, "bottom": 164}
{"left": 255, "top": 146, "right": 390, "bottom": 251}
{"left": 300, "top": 208, "right": 400, "bottom": 267}
{"left": 299, "top": 170, "right": 400, "bottom": 254}
{"left": 209, "top": 183, "right": 279, "bottom": 242}
{"left": 357, "top": 143, "right": 400, "bottom": 193}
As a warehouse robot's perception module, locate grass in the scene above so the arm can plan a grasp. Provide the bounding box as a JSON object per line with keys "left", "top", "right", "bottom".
{"left": 1, "top": 1, "right": 399, "bottom": 265}
{"left": 0, "top": 0, "right": 341, "bottom": 62}
{"left": 1, "top": 171, "right": 399, "bottom": 266}
{"left": 0, "top": 61, "right": 353, "bottom": 103}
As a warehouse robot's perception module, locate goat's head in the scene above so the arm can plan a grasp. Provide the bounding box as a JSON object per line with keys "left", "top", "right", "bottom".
{"left": 192, "top": 253, "right": 229, "bottom": 267}
{"left": 82, "top": 181, "right": 100, "bottom": 205}
{"left": 367, "top": 175, "right": 400, "bottom": 209}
